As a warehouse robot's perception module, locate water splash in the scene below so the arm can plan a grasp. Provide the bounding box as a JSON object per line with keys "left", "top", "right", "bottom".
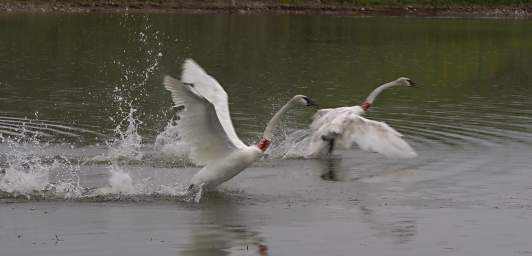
{"left": 153, "top": 118, "right": 191, "bottom": 163}
{"left": 107, "top": 107, "right": 144, "bottom": 161}
{"left": 0, "top": 166, "right": 48, "bottom": 197}
{"left": 0, "top": 135, "right": 82, "bottom": 199}
{"left": 109, "top": 14, "right": 163, "bottom": 117}
{"left": 96, "top": 165, "right": 140, "bottom": 195}
{"left": 89, "top": 14, "right": 197, "bottom": 199}
{"left": 267, "top": 128, "right": 312, "bottom": 159}
{"left": 0, "top": 14, "right": 186, "bottom": 202}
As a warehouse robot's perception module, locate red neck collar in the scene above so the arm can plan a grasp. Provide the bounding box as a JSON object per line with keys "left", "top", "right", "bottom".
{"left": 257, "top": 137, "right": 271, "bottom": 151}
{"left": 360, "top": 100, "right": 371, "bottom": 112}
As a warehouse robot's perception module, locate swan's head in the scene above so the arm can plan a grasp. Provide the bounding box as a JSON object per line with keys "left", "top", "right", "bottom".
{"left": 293, "top": 95, "right": 319, "bottom": 108}
{"left": 394, "top": 77, "right": 417, "bottom": 87}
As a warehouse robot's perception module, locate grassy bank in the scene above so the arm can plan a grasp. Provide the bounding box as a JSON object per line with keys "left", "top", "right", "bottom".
{"left": 291, "top": 0, "right": 531, "bottom": 5}
{"left": 1, "top": 0, "right": 531, "bottom": 17}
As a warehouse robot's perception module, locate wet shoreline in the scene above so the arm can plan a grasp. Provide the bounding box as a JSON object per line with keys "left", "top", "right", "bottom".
{"left": 0, "top": 1, "right": 531, "bottom": 18}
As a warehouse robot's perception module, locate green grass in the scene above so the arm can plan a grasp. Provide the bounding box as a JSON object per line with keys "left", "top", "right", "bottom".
{"left": 315, "top": 0, "right": 530, "bottom": 6}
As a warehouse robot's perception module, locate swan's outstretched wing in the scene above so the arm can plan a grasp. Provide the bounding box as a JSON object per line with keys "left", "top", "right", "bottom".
{"left": 163, "top": 75, "right": 240, "bottom": 166}
{"left": 310, "top": 108, "right": 332, "bottom": 129}
{"left": 307, "top": 109, "right": 416, "bottom": 159}
{"left": 180, "top": 59, "right": 247, "bottom": 149}
{"left": 340, "top": 115, "right": 417, "bottom": 158}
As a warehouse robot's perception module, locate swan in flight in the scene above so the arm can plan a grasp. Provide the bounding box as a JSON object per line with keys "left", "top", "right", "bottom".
{"left": 163, "top": 59, "right": 317, "bottom": 192}
{"left": 305, "top": 77, "right": 417, "bottom": 159}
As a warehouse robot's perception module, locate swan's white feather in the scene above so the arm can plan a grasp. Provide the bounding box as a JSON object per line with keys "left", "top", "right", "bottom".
{"left": 340, "top": 115, "right": 417, "bottom": 158}
{"left": 163, "top": 75, "right": 240, "bottom": 166}
{"left": 307, "top": 107, "right": 417, "bottom": 159}
{"left": 181, "top": 59, "right": 247, "bottom": 149}
{"left": 310, "top": 106, "right": 364, "bottom": 131}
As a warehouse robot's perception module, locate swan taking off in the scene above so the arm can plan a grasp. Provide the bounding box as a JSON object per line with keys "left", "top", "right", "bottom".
{"left": 305, "top": 77, "right": 417, "bottom": 159}
{"left": 164, "top": 59, "right": 317, "bottom": 191}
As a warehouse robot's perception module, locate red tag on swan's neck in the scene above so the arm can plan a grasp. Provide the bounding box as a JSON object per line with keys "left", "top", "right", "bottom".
{"left": 360, "top": 100, "right": 371, "bottom": 111}
{"left": 257, "top": 138, "right": 271, "bottom": 152}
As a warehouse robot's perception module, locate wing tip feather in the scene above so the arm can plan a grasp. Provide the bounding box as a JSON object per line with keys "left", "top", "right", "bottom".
{"left": 163, "top": 75, "right": 180, "bottom": 91}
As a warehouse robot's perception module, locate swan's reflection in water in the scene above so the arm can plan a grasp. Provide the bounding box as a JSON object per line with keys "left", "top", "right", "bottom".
{"left": 318, "top": 155, "right": 354, "bottom": 182}
{"left": 317, "top": 154, "right": 418, "bottom": 244}
{"left": 180, "top": 193, "right": 268, "bottom": 256}
{"left": 319, "top": 156, "right": 342, "bottom": 181}
{"left": 359, "top": 205, "right": 417, "bottom": 245}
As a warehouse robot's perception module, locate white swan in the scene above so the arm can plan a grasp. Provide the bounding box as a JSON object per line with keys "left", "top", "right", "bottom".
{"left": 305, "top": 77, "right": 417, "bottom": 159}
{"left": 164, "top": 59, "right": 317, "bottom": 191}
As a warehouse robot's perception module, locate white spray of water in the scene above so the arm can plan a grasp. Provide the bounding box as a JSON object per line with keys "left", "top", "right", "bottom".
{"left": 81, "top": 16, "right": 195, "bottom": 199}
{"left": 96, "top": 109, "right": 145, "bottom": 195}
{"left": 0, "top": 135, "right": 83, "bottom": 199}
{"left": 98, "top": 15, "right": 205, "bottom": 201}
{"left": 0, "top": 15, "right": 206, "bottom": 201}
{"left": 268, "top": 128, "right": 312, "bottom": 159}
{"left": 96, "top": 15, "right": 175, "bottom": 196}
{"left": 153, "top": 119, "right": 190, "bottom": 162}
{"left": 0, "top": 167, "right": 48, "bottom": 196}
{"left": 107, "top": 107, "right": 144, "bottom": 161}
{"left": 96, "top": 165, "right": 141, "bottom": 195}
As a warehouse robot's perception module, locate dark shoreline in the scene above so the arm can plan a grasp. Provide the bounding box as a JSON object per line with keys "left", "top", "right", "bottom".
{"left": 1, "top": 1, "right": 531, "bottom": 18}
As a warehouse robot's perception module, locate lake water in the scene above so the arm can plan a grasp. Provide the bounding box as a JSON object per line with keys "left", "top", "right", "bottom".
{"left": 1, "top": 13, "right": 532, "bottom": 256}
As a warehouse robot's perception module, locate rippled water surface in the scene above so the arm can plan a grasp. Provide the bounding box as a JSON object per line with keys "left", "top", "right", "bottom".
{"left": 1, "top": 14, "right": 532, "bottom": 256}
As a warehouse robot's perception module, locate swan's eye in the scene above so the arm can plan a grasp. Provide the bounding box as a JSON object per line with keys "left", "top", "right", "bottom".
{"left": 184, "top": 82, "right": 194, "bottom": 87}
{"left": 406, "top": 79, "right": 416, "bottom": 87}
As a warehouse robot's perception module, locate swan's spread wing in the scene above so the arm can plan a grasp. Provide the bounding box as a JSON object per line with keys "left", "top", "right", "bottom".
{"left": 180, "top": 59, "right": 247, "bottom": 149}
{"left": 307, "top": 107, "right": 416, "bottom": 159}
{"left": 164, "top": 75, "right": 239, "bottom": 166}
{"left": 339, "top": 115, "right": 417, "bottom": 158}
{"left": 310, "top": 108, "right": 332, "bottom": 130}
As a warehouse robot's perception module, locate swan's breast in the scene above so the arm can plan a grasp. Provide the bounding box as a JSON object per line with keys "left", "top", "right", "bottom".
{"left": 190, "top": 146, "right": 263, "bottom": 189}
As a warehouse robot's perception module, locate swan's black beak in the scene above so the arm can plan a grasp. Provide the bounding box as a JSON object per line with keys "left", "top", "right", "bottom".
{"left": 406, "top": 79, "right": 417, "bottom": 87}
{"left": 304, "top": 97, "right": 319, "bottom": 108}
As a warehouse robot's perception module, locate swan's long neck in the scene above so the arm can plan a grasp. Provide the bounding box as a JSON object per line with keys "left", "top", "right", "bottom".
{"left": 360, "top": 81, "right": 397, "bottom": 112}
{"left": 257, "top": 98, "right": 297, "bottom": 151}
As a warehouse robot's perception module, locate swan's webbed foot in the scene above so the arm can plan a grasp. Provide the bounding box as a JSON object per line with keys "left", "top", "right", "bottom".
{"left": 186, "top": 183, "right": 206, "bottom": 203}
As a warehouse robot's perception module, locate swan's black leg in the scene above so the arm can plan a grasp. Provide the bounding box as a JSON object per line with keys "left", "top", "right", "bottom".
{"left": 321, "top": 135, "right": 336, "bottom": 155}
{"left": 187, "top": 184, "right": 195, "bottom": 192}
{"left": 327, "top": 139, "right": 335, "bottom": 154}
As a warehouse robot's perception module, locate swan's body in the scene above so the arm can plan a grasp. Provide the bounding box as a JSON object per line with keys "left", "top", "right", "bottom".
{"left": 189, "top": 146, "right": 262, "bottom": 190}
{"left": 305, "top": 77, "right": 417, "bottom": 159}
{"left": 164, "top": 59, "right": 316, "bottom": 191}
